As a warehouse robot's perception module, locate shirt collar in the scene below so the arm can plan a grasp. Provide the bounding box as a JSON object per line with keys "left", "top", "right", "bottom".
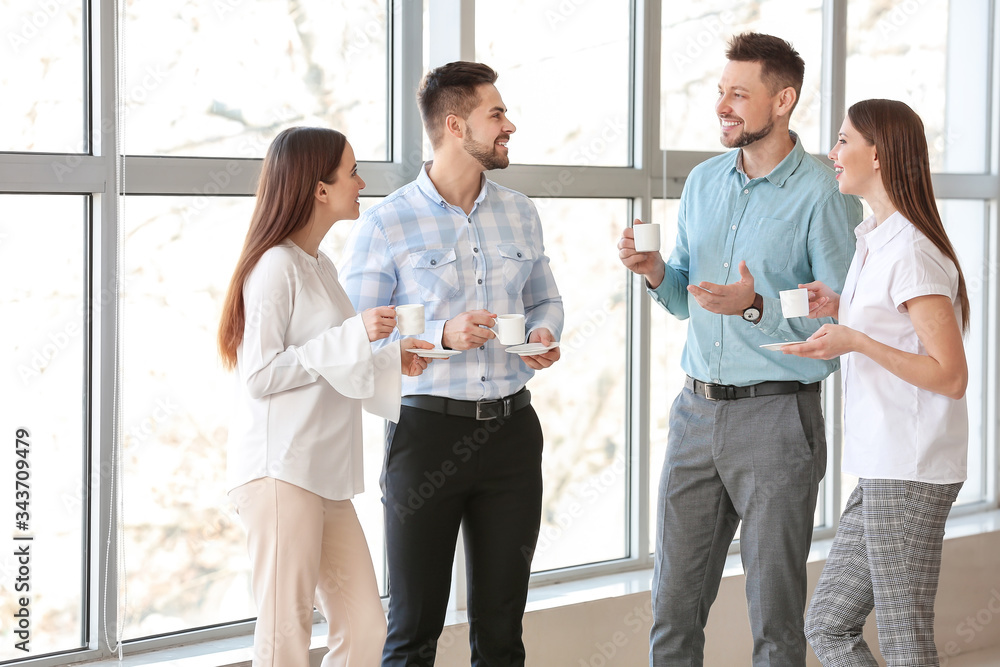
{"left": 731, "top": 131, "right": 805, "bottom": 188}
{"left": 416, "top": 161, "right": 489, "bottom": 210}
{"left": 856, "top": 210, "right": 909, "bottom": 251}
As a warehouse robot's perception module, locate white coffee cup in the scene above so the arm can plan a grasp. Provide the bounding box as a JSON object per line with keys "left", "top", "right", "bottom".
{"left": 492, "top": 314, "right": 526, "bottom": 346}
{"left": 633, "top": 223, "right": 661, "bottom": 252}
{"left": 779, "top": 288, "right": 810, "bottom": 319}
{"left": 396, "top": 304, "right": 425, "bottom": 335}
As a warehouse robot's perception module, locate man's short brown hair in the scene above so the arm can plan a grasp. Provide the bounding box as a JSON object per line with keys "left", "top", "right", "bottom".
{"left": 417, "top": 61, "right": 499, "bottom": 147}
{"left": 726, "top": 32, "right": 805, "bottom": 113}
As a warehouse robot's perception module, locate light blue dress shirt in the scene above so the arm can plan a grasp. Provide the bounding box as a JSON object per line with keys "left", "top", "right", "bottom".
{"left": 339, "top": 163, "right": 564, "bottom": 401}
{"left": 650, "top": 133, "right": 863, "bottom": 386}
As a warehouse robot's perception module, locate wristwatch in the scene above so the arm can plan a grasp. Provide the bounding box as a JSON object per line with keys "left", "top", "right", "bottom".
{"left": 742, "top": 293, "right": 763, "bottom": 323}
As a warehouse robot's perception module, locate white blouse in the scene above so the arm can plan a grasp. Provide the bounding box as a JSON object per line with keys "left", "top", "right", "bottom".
{"left": 226, "top": 240, "right": 401, "bottom": 500}
{"left": 839, "top": 212, "right": 967, "bottom": 484}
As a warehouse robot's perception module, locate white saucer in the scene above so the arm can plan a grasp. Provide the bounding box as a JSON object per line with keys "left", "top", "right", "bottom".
{"left": 759, "top": 341, "right": 809, "bottom": 351}
{"left": 414, "top": 348, "right": 463, "bottom": 358}
{"left": 505, "top": 342, "right": 560, "bottom": 356}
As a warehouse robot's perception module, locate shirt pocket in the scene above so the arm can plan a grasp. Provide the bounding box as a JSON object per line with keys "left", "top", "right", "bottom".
{"left": 750, "top": 217, "right": 795, "bottom": 273}
{"left": 408, "top": 248, "right": 461, "bottom": 301}
{"left": 497, "top": 243, "right": 535, "bottom": 296}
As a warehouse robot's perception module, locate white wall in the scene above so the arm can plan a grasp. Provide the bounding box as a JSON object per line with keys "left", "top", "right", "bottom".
{"left": 426, "top": 528, "right": 1000, "bottom": 666}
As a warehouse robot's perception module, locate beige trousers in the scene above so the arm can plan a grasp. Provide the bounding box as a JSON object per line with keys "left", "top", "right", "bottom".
{"left": 231, "top": 477, "right": 386, "bottom": 667}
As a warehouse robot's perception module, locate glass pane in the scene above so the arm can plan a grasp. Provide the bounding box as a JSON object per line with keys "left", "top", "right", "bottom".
{"left": 124, "top": 1, "right": 389, "bottom": 160}
{"left": 122, "top": 196, "right": 390, "bottom": 640}
{"left": 648, "top": 200, "right": 687, "bottom": 553}
{"left": 846, "top": 1, "right": 987, "bottom": 172}
{"left": 421, "top": 2, "right": 431, "bottom": 162}
{"left": 0, "top": 195, "right": 86, "bottom": 658}
{"left": 476, "top": 1, "right": 630, "bottom": 166}
{"left": 661, "top": 1, "right": 823, "bottom": 152}
{"left": 0, "top": 1, "right": 86, "bottom": 153}
{"left": 122, "top": 196, "right": 256, "bottom": 638}
{"left": 941, "top": 200, "right": 986, "bottom": 504}
{"left": 527, "top": 199, "right": 628, "bottom": 572}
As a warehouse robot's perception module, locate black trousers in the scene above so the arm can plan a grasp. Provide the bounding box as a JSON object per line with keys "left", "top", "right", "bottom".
{"left": 380, "top": 403, "right": 544, "bottom": 667}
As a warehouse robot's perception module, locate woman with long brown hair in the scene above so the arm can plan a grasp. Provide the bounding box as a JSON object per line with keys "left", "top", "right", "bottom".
{"left": 219, "top": 126, "right": 432, "bottom": 667}
{"left": 783, "top": 99, "right": 968, "bottom": 666}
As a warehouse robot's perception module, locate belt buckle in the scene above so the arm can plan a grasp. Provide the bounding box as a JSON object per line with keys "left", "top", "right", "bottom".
{"left": 703, "top": 384, "right": 735, "bottom": 401}
{"left": 475, "top": 397, "right": 513, "bottom": 420}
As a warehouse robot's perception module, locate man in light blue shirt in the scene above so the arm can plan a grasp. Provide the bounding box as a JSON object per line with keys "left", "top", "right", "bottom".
{"left": 341, "top": 61, "right": 563, "bottom": 667}
{"left": 619, "top": 33, "right": 861, "bottom": 666}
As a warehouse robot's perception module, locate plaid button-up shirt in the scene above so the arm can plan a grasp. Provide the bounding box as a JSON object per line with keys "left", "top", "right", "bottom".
{"left": 340, "top": 162, "right": 563, "bottom": 401}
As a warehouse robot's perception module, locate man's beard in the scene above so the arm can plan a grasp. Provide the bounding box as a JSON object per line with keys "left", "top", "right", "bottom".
{"left": 464, "top": 130, "right": 509, "bottom": 170}
{"left": 721, "top": 118, "right": 774, "bottom": 149}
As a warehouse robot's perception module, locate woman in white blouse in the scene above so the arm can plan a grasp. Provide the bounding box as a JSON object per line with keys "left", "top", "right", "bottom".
{"left": 217, "top": 127, "right": 433, "bottom": 667}
{"left": 784, "top": 99, "right": 970, "bottom": 666}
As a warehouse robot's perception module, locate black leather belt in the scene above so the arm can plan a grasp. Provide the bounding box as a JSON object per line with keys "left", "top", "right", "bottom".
{"left": 685, "top": 375, "right": 820, "bottom": 401}
{"left": 401, "top": 389, "right": 531, "bottom": 420}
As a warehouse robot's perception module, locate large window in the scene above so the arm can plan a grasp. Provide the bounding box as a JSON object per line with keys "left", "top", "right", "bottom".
{"left": 938, "top": 199, "right": 989, "bottom": 504}
{"left": 845, "top": 0, "right": 991, "bottom": 173}
{"left": 476, "top": 0, "right": 631, "bottom": 166}
{"left": 121, "top": 196, "right": 254, "bottom": 637}
{"left": 647, "top": 199, "right": 687, "bottom": 553}
{"left": 0, "top": 1, "right": 86, "bottom": 153}
{"left": 119, "top": 197, "right": 392, "bottom": 640}
{"left": 0, "top": 195, "right": 87, "bottom": 659}
{"left": 0, "top": 1, "right": 996, "bottom": 665}
{"left": 660, "top": 0, "right": 824, "bottom": 152}
{"left": 124, "top": 0, "right": 390, "bottom": 160}
{"left": 527, "top": 198, "right": 630, "bottom": 572}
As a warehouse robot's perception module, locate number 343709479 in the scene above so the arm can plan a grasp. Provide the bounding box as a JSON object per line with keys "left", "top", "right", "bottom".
{"left": 14, "top": 428, "right": 30, "bottom": 531}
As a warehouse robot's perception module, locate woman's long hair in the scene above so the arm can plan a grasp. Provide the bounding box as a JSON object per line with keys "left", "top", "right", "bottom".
{"left": 217, "top": 127, "right": 347, "bottom": 369}
{"left": 847, "top": 99, "right": 970, "bottom": 333}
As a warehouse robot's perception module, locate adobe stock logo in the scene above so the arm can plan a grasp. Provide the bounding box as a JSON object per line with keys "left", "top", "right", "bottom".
{"left": 667, "top": 11, "right": 737, "bottom": 75}
{"left": 544, "top": 0, "right": 591, "bottom": 30}
{"left": 941, "top": 587, "right": 1000, "bottom": 664}
{"left": 876, "top": 0, "right": 933, "bottom": 38}
{"left": 6, "top": 0, "right": 74, "bottom": 54}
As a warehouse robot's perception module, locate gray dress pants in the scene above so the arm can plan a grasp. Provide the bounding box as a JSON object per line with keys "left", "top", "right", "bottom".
{"left": 650, "top": 385, "right": 827, "bottom": 667}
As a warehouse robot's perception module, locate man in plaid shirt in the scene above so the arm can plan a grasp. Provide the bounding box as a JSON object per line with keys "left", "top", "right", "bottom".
{"left": 340, "top": 61, "right": 563, "bottom": 667}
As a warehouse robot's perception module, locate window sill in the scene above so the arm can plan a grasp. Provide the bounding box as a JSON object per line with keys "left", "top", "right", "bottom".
{"left": 75, "top": 508, "right": 1000, "bottom": 667}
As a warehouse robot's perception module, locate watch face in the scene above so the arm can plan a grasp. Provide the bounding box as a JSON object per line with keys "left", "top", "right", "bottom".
{"left": 743, "top": 307, "right": 760, "bottom": 321}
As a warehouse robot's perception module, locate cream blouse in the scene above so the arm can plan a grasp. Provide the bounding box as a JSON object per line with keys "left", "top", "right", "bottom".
{"left": 226, "top": 240, "right": 401, "bottom": 500}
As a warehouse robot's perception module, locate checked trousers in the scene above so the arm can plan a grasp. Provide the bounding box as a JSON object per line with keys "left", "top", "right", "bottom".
{"left": 806, "top": 478, "right": 962, "bottom": 666}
